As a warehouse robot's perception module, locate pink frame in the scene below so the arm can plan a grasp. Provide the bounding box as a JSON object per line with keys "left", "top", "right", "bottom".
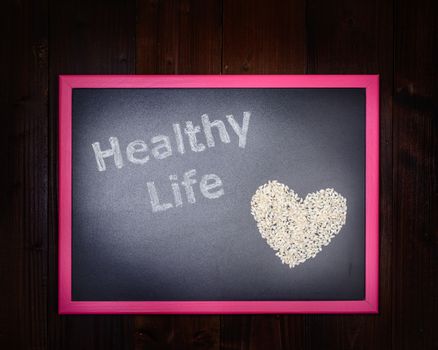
{"left": 59, "top": 75, "right": 379, "bottom": 314}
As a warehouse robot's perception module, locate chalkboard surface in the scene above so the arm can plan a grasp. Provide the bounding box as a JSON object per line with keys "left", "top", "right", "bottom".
{"left": 71, "top": 87, "right": 365, "bottom": 301}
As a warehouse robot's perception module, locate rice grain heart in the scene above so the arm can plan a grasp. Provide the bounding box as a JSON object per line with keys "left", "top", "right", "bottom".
{"left": 250, "top": 181, "right": 347, "bottom": 268}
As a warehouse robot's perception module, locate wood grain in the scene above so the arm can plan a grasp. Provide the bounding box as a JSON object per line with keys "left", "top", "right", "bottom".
{"left": 136, "top": 0, "right": 222, "bottom": 74}
{"left": 0, "top": 0, "right": 49, "bottom": 349}
{"left": 222, "top": 0, "right": 306, "bottom": 74}
{"left": 393, "top": 0, "right": 438, "bottom": 348}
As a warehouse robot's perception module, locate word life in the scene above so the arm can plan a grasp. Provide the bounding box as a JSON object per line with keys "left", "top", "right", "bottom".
{"left": 147, "top": 169, "right": 223, "bottom": 212}
{"left": 91, "top": 112, "right": 251, "bottom": 212}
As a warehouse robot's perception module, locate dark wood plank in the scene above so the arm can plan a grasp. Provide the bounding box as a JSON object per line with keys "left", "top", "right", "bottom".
{"left": 137, "top": 0, "right": 222, "bottom": 74}
{"left": 222, "top": 0, "right": 306, "bottom": 74}
{"left": 0, "top": 0, "right": 49, "bottom": 349}
{"left": 220, "top": 315, "right": 306, "bottom": 350}
{"left": 393, "top": 0, "right": 438, "bottom": 348}
{"left": 134, "top": 316, "right": 219, "bottom": 350}
{"left": 48, "top": 0, "right": 136, "bottom": 349}
{"left": 221, "top": 1, "right": 307, "bottom": 349}
{"left": 305, "top": 0, "right": 394, "bottom": 349}
{"left": 134, "top": 1, "right": 222, "bottom": 349}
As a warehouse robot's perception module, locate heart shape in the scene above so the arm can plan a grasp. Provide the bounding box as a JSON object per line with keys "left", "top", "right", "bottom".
{"left": 250, "top": 181, "right": 347, "bottom": 268}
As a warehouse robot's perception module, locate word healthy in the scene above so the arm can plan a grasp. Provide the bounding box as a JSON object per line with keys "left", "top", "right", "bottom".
{"left": 91, "top": 112, "right": 251, "bottom": 212}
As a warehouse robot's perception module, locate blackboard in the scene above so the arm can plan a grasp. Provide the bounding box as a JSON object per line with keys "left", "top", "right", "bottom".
{"left": 59, "top": 75, "right": 379, "bottom": 314}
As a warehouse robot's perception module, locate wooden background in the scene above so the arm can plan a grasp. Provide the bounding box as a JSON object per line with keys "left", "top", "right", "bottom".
{"left": 1, "top": 0, "right": 436, "bottom": 349}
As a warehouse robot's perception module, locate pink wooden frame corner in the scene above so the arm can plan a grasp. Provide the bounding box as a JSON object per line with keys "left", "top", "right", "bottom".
{"left": 59, "top": 75, "right": 379, "bottom": 314}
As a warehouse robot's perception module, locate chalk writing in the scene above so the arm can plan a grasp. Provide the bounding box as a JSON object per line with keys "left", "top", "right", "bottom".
{"left": 91, "top": 112, "right": 251, "bottom": 212}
